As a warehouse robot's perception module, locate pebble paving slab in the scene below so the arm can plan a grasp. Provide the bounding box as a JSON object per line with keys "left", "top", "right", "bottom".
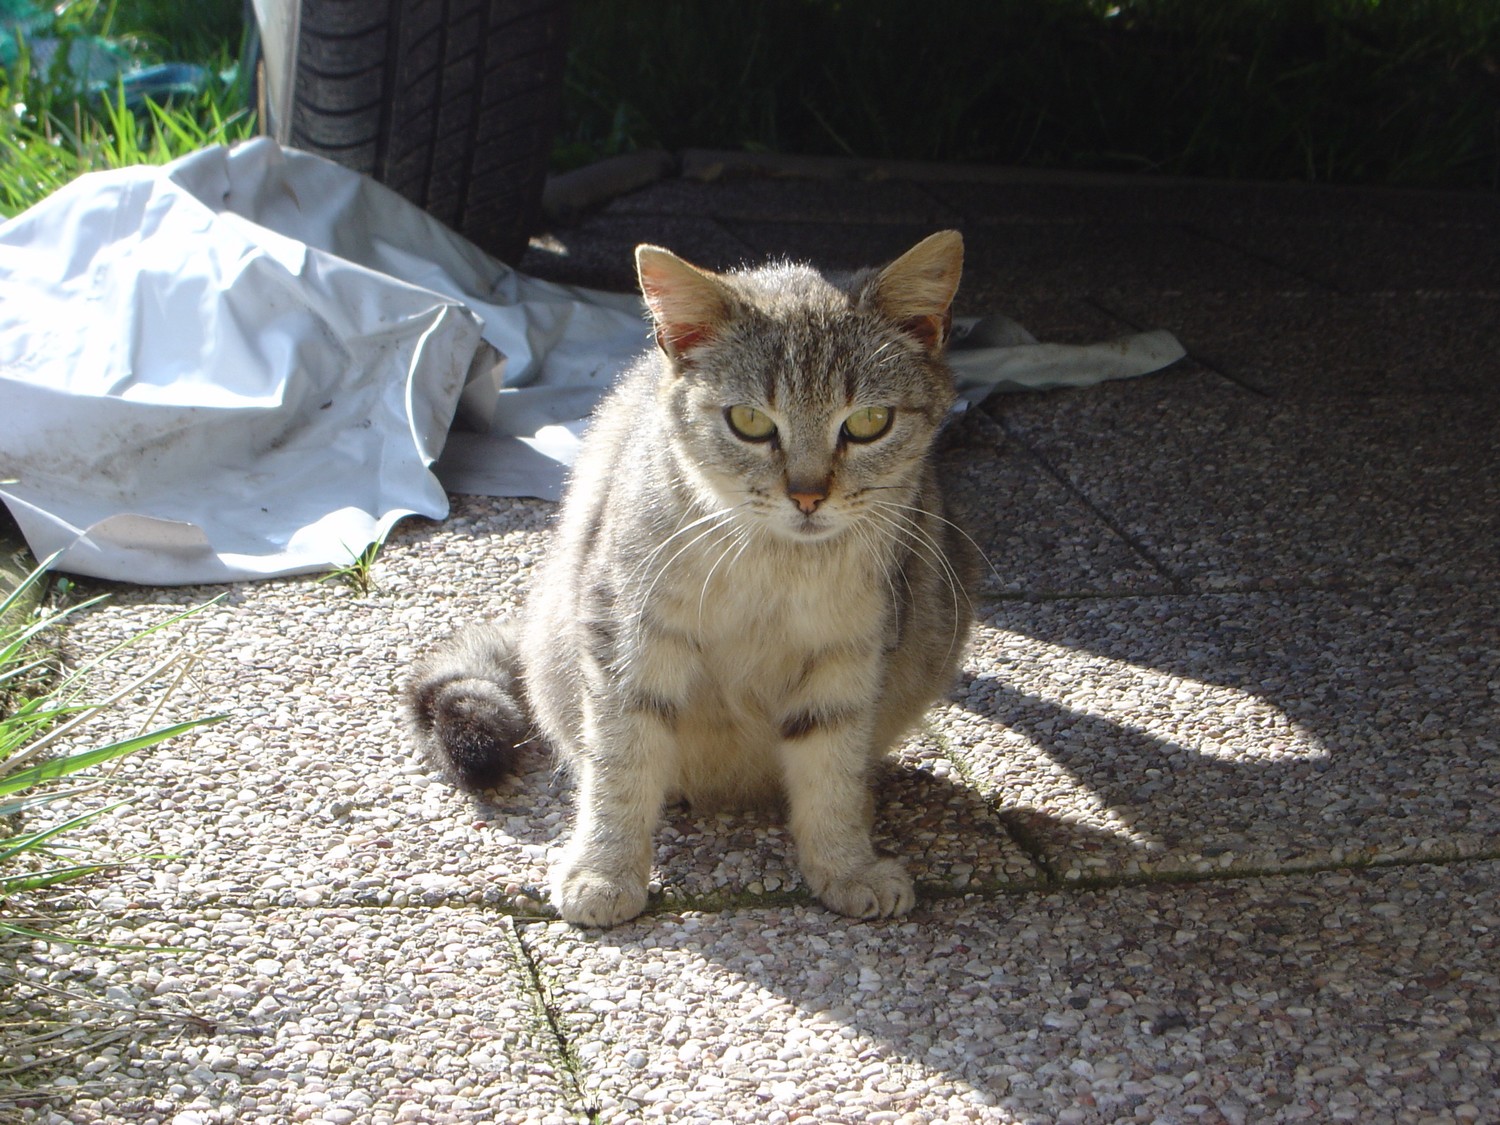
{"left": 992, "top": 368, "right": 1500, "bottom": 590}
{"left": 521, "top": 861, "right": 1499, "bottom": 1124}
{"left": 14, "top": 910, "right": 581, "bottom": 1124}
{"left": 8, "top": 165, "right": 1498, "bottom": 1125}
{"left": 947, "top": 585, "right": 1500, "bottom": 882}
{"left": 936, "top": 409, "right": 1167, "bottom": 598}
{"left": 49, "top": 500, "right": 567, "bottom": 914}
{"left": 18, "top": 862, "right": 1498, "bottom": 1123}
{"left": 1098, "top": 291, "right": 1500, "bottom": 397}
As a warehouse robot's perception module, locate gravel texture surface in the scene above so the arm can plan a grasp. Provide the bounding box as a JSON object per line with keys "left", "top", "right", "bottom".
{"left": 42, "top": 496, "right": 561, "bottom": 916}
{"left": 525, "top": 862, "right": 1500, "bottom": 1124}
{"left": 1211, "top": 215, "right": 1500, "bottom": 293}
{"left": 1096, "top": 291, "right": 1500, "bottom": 397}
{"left": 7, "top": 161, "right": 1497, "bottom": 1123}
{"left": 15, "top": 481, "right": 1496, "bottom": 1122}
{"left": 991, "top": 368, "right": 1500, "bottom": 590}
{"left": 9, "top": 911, "right": 579, "bottom": 1124}
{"left": 937, "top": 410, "right": 1169, "bottom": 599}
{"left": 949, "top": 585, "right": 1500, "bottom": 882}
{"left": 19, "top": 862, "right": 1494, "bottom": 1124}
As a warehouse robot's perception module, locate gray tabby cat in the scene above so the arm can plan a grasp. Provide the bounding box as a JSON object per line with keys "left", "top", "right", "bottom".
{"left": 406, "top": 230, "right": 977, "bottom": 928}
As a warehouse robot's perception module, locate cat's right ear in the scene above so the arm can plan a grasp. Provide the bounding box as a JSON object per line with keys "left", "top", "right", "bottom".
{"left": 866, "top": 229, "right": 964, "bottom": 353}
{"left": 635, "top": 245, "right": 733, "bottom": 364}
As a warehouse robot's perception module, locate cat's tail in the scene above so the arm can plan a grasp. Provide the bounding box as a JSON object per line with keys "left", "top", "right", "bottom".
{"left": 404, "top": 620, "right": 535, "bottom": 790}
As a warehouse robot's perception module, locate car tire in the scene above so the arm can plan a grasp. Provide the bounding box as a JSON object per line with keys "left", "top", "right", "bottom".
{"left": 256, "top": 0, "right": 568, "bottom": 263}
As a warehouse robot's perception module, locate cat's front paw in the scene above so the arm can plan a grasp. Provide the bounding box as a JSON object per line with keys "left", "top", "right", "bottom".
{"left": 551, "top": 860, "right": 649, "bottom": 928}
{"left": 806, "top": 857, "right": 915, "bottom": 920}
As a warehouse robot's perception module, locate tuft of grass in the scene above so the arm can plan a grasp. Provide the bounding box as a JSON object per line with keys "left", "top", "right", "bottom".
{"left": 0, "top": 0, "right": 241, "bottom": 1100}
{"left": 320, "top": 534, "right": 387, "bottom": 598}
{"left": 0, "top": 80, "right": 255, "bottom": 218}
{"left": 0, "top": 560, "right": 224, "bottom": 941}
{"left": 0, "top": 558, "right": 225, "bottom": 1096}
{"left": 0, "top": 0, "right": 252, "bottom": 218}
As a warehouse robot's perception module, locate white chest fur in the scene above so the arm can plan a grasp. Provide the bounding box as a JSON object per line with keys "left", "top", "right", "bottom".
{"left": 630, "top": 529, "right": 890, "bottom": 805}
{"left": 650, "top": 525, "right": 889, "bottom": 662}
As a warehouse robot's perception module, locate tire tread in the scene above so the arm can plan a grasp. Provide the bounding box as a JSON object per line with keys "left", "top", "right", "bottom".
{"left": 283, "top": 0, "right": 567, "bottom": 260}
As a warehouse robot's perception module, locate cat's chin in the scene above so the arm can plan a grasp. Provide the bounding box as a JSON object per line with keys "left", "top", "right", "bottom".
{"left": 770, "top": 514, "right": 847, "bottom": 544}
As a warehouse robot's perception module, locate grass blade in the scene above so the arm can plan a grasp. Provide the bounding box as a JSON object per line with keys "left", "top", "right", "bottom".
{"left": 0, "top": 800, "right": 132, "bottom": 865}
{"left": 0, "top": 714, "right": 224, "bottom": 799}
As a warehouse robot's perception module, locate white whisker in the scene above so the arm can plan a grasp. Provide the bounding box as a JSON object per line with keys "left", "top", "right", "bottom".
{"left": 624, "top": 504, "right": 748, "bottom": 594}
{"left": 868, "top": 497, "right": 1003, "bottom": 588}
{"left": 697, "top": 526, "right": 753, "bottom": 629}
{"left": 850, "top": 518, "right": 908, "bottom": 616}
{"left": 864, "top": 505, "right": 969, "bottom": 616}
{"left": 862, "top": 503, "right": 972, "bottom": 665}
{"left": 634, "top": 516, "right": 738, "bottom": 617}
{"left": 612, "top": 505, "right": 749, "bottom": 679}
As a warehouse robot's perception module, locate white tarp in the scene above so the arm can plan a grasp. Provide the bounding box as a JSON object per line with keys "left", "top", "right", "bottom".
{"left": 0, "top": 138, "right": 1183, "bottom": 585}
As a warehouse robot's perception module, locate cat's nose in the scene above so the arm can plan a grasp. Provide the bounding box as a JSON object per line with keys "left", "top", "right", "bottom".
{"left": 788, "top": 489, "right": 826, "bottom": 514}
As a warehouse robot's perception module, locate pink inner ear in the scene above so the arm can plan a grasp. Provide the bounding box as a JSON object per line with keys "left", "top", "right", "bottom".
{"left": 901, "top": 311, "right": 952, "bottom": 351}
{"left": 656, "top": 323, "right": 712, "bottom": 355}
{"left": 639, "top": 267, "right": 720, "bottom": 357}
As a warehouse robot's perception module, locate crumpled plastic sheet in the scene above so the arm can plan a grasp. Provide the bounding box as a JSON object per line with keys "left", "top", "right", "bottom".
{"left": 0, "top": 138, "right": 1183, "bottom": 585}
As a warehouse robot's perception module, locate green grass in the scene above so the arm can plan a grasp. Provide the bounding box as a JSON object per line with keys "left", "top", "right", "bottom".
{"left": 321, "top": 533, "right": 388, "bottom": 598}
{"left": 559, "top": 0, "right": 1500, "bottom": 188}
{"left": 0, "top": 83, "right": 255, "bottom": 218}
{"left": 0, "top": 561, "right": 224, "bottom": 937}
{"left": 0, "top": 558, "right": 224, "bottom": 1094}
{"left": 0, "top": 0, "right": 252, "bottom": 218}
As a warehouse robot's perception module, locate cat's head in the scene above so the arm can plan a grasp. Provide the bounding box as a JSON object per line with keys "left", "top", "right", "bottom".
{"left": 636, "top": 231, "right": 963, "bottom": 544}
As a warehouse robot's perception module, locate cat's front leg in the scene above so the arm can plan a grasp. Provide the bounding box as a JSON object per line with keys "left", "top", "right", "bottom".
{"left": 777, "top": 649, "right": 914, "bottom": 919}
{"left": 551, "top": 695, "right": 677, "bottom": 927}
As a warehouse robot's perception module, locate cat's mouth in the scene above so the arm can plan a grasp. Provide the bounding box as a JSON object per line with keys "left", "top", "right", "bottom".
{"left": 785, "top": 510, "right": 843, "bottom": 541}
{"left": 746, "top": 496, "right": 846, "bottom": 542}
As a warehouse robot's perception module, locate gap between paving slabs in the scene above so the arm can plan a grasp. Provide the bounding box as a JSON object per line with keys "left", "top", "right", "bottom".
{"left": 399, "top": 576, "right": 1499, "bottom": 920}
{"left": 24, "top": 589, "right": 1495, "bottom": 1125}
{"left": 31, "top": 563, "right": 1490, "bottom": 1125}
{"left": 128, "top": 517, "right": 1489, "bottom": 924}
{"left": 37, "top": 491, "right": 1493, "bottom": 911}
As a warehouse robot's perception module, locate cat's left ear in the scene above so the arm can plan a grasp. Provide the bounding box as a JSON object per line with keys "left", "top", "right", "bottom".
{"left": 864, "top": 230, "right": 964, "bottom": 352}
{"left": 636, "top": 245, "right": 734, "bottom": 364}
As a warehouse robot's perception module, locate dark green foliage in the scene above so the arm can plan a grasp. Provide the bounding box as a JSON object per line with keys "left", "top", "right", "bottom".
{"left": 559, "top": 0, "right": 1500, "bottom": 187}
{"left": 105, "top": 0, "right": 246, "bottom": 65}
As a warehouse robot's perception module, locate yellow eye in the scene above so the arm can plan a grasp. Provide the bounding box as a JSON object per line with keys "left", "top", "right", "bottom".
{"left": 842, "top": 406, "right": 892, "bottom": 442}
{"left": 726, "top": 404, "right": 776, "bottom": 442}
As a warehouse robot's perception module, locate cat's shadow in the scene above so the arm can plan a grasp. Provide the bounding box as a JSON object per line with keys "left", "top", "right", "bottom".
{"left": 942, "top": 603, "right": 1380, "bottom": 881}
{"left": 475, "top": 732, "right": 1055, "bottom": 912}
{"left": 644, "top": 741, "right": 1053, "bottom": 910}
{"left": 550, "top": 733, "right": 1159, "bottom": 1117}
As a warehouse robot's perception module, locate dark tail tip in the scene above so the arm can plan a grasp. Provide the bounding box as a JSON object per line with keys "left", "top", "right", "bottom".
{"left": 407, "top": 675, "right": 533, "bottom": 790}
{"left": 403, "top": 622, "right": 535, "bottom": 791}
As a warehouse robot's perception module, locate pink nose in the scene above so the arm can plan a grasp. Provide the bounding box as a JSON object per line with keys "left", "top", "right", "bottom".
{"left": 789, "top": 490, "right": 825, "bottom": 514}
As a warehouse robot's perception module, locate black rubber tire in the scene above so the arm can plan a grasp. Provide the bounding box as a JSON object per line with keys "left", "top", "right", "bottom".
{"left": 285, "top": 0, "right": 568, "bottom": 263}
